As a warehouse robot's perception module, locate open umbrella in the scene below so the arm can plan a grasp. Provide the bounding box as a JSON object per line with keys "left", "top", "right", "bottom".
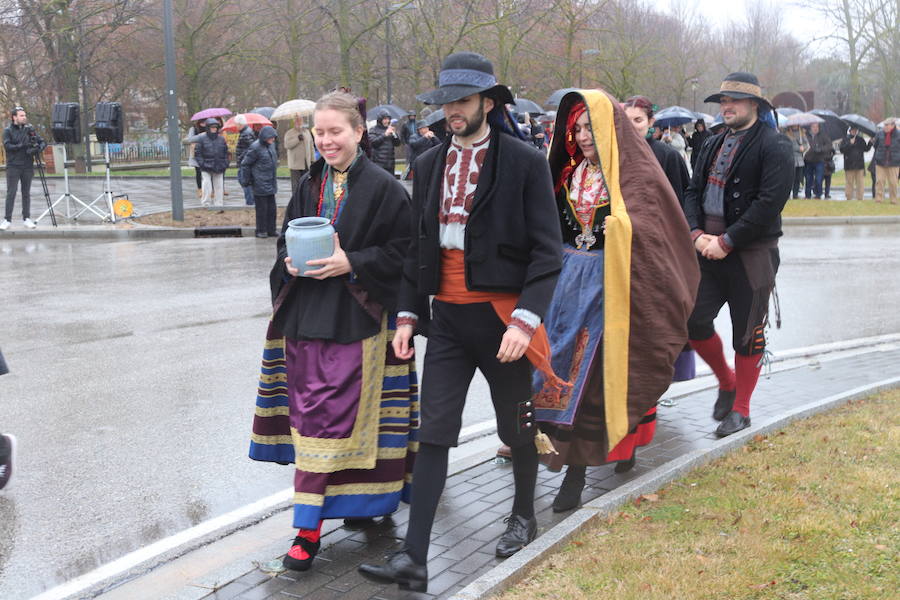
{"left": 423, "top": 108, "right": 445, "bottom": 127}
{"left": 654, "top": 105, "right": 696, "bottom": 129}
{"left": 774, "top": 107, "right": 801, "bottom": 117}
{"left": 546, "top": 88, "right": 579, "bottom": 107}
{"left": 367, "top": 104, "right": 409, "bottom": 121}
{"left": 513, "top": 98, "right": 545, "bottom": 115}
{"left": 810, "top": 109, "right": 847, "bottom": 140}
{"left": 190, "top": 107, "right": 232, "bottom": 122}
{"left": 839, "top": 114, "right": 877, "bottom": 137}
{"left": 251, "top": 106, "right": 276, "bottom": 119}
{"left": 221, "top": 113, "right": 273, "bottom": 133}
{"left": 694, "top": 112, "right": 715, "bottom": 127}
{"left": 785, "top": 112, "right": 824, "bottom": 127}
{"left": 271, "top": 99, "right": 316, "bottom": 121}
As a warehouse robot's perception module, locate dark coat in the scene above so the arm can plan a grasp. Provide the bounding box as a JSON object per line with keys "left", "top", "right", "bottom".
{"left": 871, "top": 129, "right": 900, "bottom": 167}
{"left": 3, "top": 124, "right": 45, "bottom": 167}
{"left": 839, "top": 133, "right": 868, "bottom": 170}
{"left": 397, "top": 129, "right": 563, "bottom": 323}
{"left": 195, "top": 131, "right": 229, "bottom": 173}
{"left": 688, "top": 129, "right": 711, "bottom": 169}
{"left": 406, "top": 133, "right": 440, "bottom": 170}
{"left": 241, "top": 138, "right": 278, "bottom": 196}
{"left": 648, "top": 138, "right": 690, "bottom": 207}
{"left": 235, "top": 126, "right": 257, "bottom": 166}
{"left": 368, "top": 122, "right": 400, "bottom": 171}
{"left": 803, "top": 130, "right": 832, "bottom": 163}
{"left": 270, "top": 154, "right": 412, "bottom": 343}
{"left": 684, "top": 120, "right": 794, "bottom": 249}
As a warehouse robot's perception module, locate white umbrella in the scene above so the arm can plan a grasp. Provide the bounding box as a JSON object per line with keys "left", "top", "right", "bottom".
{"left": 785, "top": 112, "right": 825, "bottom": 127}
{"left": 271, "top": 99, "right": 316, "bottom": 121}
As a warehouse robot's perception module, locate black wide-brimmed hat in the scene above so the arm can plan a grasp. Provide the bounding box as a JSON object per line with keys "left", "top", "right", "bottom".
{"left": 704, "top": 72, "right": 773, "bottom": 111}
{"left": 417, "top": 52, "right": 515, "bottom": 106}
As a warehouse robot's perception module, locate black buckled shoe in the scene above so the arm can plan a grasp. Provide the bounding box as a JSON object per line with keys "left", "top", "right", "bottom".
{"left": 713, "top": 389, "right": 736, "bottom": 421}
{"left": 715, "top": 410, "right": 751, "bottom": 437}
{"left": 552, "top": 467, "right": 585, "bottom": 512}
{"left": 495, "top": 514, "right": 537, "bottom": 557}
{"left": 282, "top": 535, "right": 320, "bottom": 571}
{"left": 358, "top": 549, "right": 428, "bottom": 592}
{"left": 342, "top": 517, "right": 376, "bottom": 530}
{"left": 614, "top": 450, "right": 636, "bottom": 473}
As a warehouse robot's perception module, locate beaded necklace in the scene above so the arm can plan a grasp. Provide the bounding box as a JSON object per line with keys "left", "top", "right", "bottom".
{"left": 564, "top": 159, "right": 609, "bottom": 249}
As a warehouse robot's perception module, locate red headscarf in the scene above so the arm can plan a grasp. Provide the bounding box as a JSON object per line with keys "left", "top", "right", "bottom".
{"left": 555, "top": 100, "right": 587, "bottom": 194}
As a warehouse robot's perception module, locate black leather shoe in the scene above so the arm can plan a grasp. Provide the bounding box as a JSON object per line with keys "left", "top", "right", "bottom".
{"left": 495, "top": 514, "right": 537, "bottom": 557}
{"left": 715, "top": 411, "right": 751, "bottom": 437}
{"left": 358, "top": 550, "right": 428, "bottom": 592}
{"left": 614, "top": 451, "right": 636, "bottom": 473}
{"left": 255, "top": 232, "right": 268, "bottom": 238}
{"left": 343, "top": 517, "right": 376, "bottom": 530}
{"left": 552, "top": 467, "right": 585, "bottom": 512}
{"left": 713, "top": 389, "right": 736, "bottom": 421}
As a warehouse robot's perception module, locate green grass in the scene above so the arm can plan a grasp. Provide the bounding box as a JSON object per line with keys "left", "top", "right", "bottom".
{"left": 783, "top": 198, "right": 900, "bottom": 217}
{"left": 495, "top": 390, "right": 899, "bottom": 600}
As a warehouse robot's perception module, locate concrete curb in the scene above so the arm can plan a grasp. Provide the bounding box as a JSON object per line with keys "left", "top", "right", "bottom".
{"left": 783, "top": 215, "right": 900, "bottom": 225}
{"left": 448, "top": 374, "right": 900, "bottom": 600}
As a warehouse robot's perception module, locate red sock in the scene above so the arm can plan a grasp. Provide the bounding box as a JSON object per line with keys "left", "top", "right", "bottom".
{"left": 690, "top": 333, "right": 735, "bottom": 391}
{"left": 733, "top": 353, "right": 762, "bottom": 417}
{"left": 288, "top": 521, "right": 323, "bottom": 560}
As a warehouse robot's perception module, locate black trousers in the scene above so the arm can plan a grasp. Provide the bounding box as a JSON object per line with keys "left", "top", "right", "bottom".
{"left": 792, "top": 166, "right": 803, "bottom": 198}
{"left": 687, "top": 248, "right": 779, "bottom": 355}
{"left": 253, "top": 194, "right": 277, "bottom": 235}
{"left": 5, "top": 166, "right": 33, "bottom": 221}
{"left": 418, "top": 300, "right": 535, "bottom": 448}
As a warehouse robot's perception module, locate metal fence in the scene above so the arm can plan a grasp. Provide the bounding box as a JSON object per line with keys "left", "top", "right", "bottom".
{"left": 106, "top": 143, "right": 192, "bottom": 164}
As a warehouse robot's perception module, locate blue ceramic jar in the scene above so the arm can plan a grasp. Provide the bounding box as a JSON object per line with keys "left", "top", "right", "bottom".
{"left": 285, "top": 217, "right": 335, "bottom": 277}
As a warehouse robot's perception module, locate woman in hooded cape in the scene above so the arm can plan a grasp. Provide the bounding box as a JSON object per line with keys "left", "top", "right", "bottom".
{"left": 533, "top": 89, "right": 699, "bottom": 511}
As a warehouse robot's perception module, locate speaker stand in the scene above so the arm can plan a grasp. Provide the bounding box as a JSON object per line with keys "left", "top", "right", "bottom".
{"left": 36, "top": 145, "right": 104, "bottom": 223}
{"left": 75, "top": 142, "right": 116, "bottom": 222}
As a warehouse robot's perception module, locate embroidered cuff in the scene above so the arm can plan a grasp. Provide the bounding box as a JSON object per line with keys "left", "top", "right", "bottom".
{"left": 509, "top": 308, "right": 541, "bottom": 337}
{"left": 396, "top": 312, "right": 418, "bottom": 328}
{"left": 718, "top": 234, "right": 733, "bottom": 253}
{"left": 690, "top": 229, "right": 705, "bottom": 242}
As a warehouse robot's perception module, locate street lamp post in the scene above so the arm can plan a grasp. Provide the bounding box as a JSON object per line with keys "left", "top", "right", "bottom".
{"left": 691, "top": 78, "right": 699, "bottom": 112}
{"left": 163, "top": 0, "right": 183, "bottom": 221}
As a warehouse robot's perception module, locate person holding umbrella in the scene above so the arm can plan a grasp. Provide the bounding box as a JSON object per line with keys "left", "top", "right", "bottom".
{"left": 368, "top": 112, "right": 401, "bottom": 174}
{"left": 840, "top": 126, "right": 868, "bottom": 202}
{"left": 234, "top": 115, "right": 258, "bottom": 206}
{"left": 240, "top": 125, "right": 278, "bottom": 237}
{"left": 284, "top": 116, "right": 314, "bottom": 193}
{"left": 195, "top": 118, "right": 230, "bottom": 208}
{"left": 803, "top": 122, "right": 831, "bottom": 199}
{"left": 870, "top": 117, "right": 899, "bottom": 204}
{"left": 785, "top": 125, "right": 809, "bottom": 199}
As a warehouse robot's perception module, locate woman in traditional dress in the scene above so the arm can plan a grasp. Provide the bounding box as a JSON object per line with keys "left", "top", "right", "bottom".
{"left": 248, "top": 91, "right": 418, "bottom": 571}
{"left": 622, "top": 95, "right": 695, "bottom": 381}
{"left": 532, "top": 89, "right": 699, "bottom": 512}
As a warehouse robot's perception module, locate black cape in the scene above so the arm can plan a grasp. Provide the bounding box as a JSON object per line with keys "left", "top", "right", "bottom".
{"left": 270, "top": 155, "right": 412, "bottom": 343}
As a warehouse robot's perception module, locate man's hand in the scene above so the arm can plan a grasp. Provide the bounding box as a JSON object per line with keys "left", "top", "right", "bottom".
{"left": 701, "top": 236, "right": 729, "bottom": 260}
{"left": 303, "top": 233, "right": 351, "bottom": 279}
{"left": 497, "top": 327, "right": 531, "bottom": 363}
{"left": 694, "top": 233, "right": 715, "bottom": 253}
{"left": 385, "top": 126, "right": 395, "bottom": 136}
{"left": 392, "top": 325, "right": 415, "bottom": 360}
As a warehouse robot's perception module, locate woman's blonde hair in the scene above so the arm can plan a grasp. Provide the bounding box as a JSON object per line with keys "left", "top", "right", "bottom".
{"left": 314, "top": 91, "right": 364, "bottom": 130}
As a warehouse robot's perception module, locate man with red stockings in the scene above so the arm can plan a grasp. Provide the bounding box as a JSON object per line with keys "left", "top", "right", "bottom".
{"left": 683, "top": 72, "right": 793, "bottom": 437}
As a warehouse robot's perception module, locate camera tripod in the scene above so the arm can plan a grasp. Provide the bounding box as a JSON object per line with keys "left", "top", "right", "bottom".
{"left": 32, "top": 146, "right": 57, "bottom": 227}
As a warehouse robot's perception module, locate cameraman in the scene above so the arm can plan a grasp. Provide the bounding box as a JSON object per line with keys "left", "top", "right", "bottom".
{"left": 2, "top": 107, "right": 46, "bottom": 231}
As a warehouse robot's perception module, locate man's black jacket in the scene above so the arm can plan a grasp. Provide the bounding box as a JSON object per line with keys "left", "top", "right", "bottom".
{"left": 3, "top": 124, "right": 46, "bottom": 167}
{"left": 684, "top": 120, "right": 793, "bottom": 249}
{"left": 397, "top": 128, "right": 562, "bottom": 323}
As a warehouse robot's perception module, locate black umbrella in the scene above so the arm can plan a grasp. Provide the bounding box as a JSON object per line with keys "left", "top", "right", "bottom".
{"left": 513, "top": 98, "right": 545, "bottom": 115}
{"left": 810, "top": 109, "right": 847, "bottom": 141}
{"left": 367, "top": 104, "right": 409, "bottom": 121}
{"left": 839, "top": 113, "right": 877, "bottom": 137}
{"left": 546, "top": 88, "right": 579, "bottom": 107}
{"left": 423, "top": 108, "right": 445, "bottom": 127}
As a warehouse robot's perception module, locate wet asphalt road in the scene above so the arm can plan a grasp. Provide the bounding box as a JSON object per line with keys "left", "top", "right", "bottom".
{"left": 1, "top": 223, "right": 900, "bottom": 597}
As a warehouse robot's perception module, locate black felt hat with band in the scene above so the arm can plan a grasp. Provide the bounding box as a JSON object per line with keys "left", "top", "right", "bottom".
{"left": 704, "top": 72, "right": 773, "bottom": 111}
{"left": 417, "top": 52, "right": 515, "bottom": 106}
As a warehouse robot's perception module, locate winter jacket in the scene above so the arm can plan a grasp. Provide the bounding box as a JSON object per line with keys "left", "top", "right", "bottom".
{"left": 406, "top": 133, "right": 441, "bottom": 170}
{"left": 368, "top": 122, "right": 400, "bottom": 172}
{"left": 235, "top": 126, "right": 257, "bottom": 167}
{"left": 684, "top": 119, "right": 794, "bottom": 249}
{"left": 3, "top": 123, "right": 46, "bottom": 167}
{"left": 872, "top": 129, "right": 900, "bottom": 167}
{"left": 787, "top": 131, "right": 808, "bottom": 167}
{"left": 195, "top": 131, "right": 229, "bottom": 173}
{"left": 284, "top": 127, "right": 314, "bottom": 171}
{"left": 240, "top": 126, "right": 278, "bottom": 196}
{"left": 803, "top": 130, "right": 832, "bottom": 164}
{"left": 839, "top": 134, "right": 868, "bottom": 170}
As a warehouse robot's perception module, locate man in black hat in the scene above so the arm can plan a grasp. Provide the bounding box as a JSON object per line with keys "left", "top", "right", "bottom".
{"left": 359, "top": 51, "right": 562, "bottom": 592}
{"left": 684, "top": 72, "right": 793, "bottom": 437}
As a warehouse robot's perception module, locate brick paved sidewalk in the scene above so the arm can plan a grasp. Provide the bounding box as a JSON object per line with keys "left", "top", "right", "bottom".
{"left": 203, "top": 346, "right": 900, "bottom": 600}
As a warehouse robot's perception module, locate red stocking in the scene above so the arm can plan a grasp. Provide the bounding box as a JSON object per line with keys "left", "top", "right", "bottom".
{"left": 689, "top": 333, "right": 735, "bottom": 391}
{"left": 733, "top": 353, "right": 762, "bottom": 417}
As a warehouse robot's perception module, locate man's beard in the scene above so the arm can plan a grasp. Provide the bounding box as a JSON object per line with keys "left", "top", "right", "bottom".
{"left": 453, "top": 98, "right": 486, "bottom": 138}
